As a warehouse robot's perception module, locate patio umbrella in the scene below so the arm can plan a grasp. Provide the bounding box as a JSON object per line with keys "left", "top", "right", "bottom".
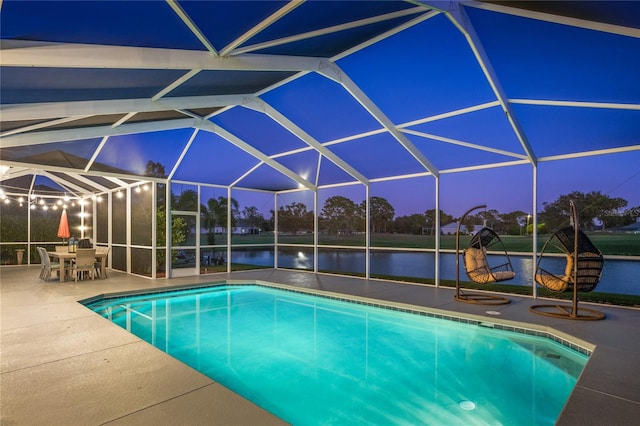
{"left": 57, "top": 209, "right": 71, "bottom": 241}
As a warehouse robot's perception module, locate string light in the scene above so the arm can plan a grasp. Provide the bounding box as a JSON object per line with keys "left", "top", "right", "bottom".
{"left": 0, "top": 185, "right": 148, "bottom": 209}
{"left": 0, "top": 191, "right": 82, "bottom": 210}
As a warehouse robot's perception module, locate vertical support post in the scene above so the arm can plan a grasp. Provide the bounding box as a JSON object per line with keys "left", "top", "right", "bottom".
{"left": 196, "top": 185, "right": 201, "bottom": 275}
{"left": 27, "top": 194, "right": 32, "bottom": 265}
{"left": 126, "top": 186, "right": 131, "bottom": 274}
{"left": 227, "top": 186, "right": 232, "bottom": 273}
{"left": 532, "top": 165, "right": 538, "bottom": 299}
{"left": 165, "top": 181, "right": 171, "bottom": 278}
{"left": 274, "top": 192, "right": 279, "bottom": 269}
{"left": 80, "top": 199, "right": 85, "bottom": 239}
{"left": 92, "top": 196, "right": 98, "bottom": 247}
{"left": 108, "top": 191, "right": 113, "bottom": 271}
{"left": 434, "top": 176, "right": 440, "bottom": 287}
{"left": 151, "top": 183, "right": 157, "bottom": 279}
{"left": 365, "top": 184, "right": 370, "bottom": 279}
{"left": 314, "top": 189, "right": 319, "bottom": 273}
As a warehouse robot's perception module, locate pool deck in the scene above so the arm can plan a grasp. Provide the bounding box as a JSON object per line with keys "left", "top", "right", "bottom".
{"left": 1, "top": 266, "right": 639, "bottom": 425}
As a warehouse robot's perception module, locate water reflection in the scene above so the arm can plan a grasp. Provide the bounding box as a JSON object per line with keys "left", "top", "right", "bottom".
{"left": 231, "top": 248, "right": 638, "bottom": 295}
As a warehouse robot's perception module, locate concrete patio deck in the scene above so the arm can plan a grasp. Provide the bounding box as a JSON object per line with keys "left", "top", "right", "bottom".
{"left": 1, "top": 266, "right": 639, "bottom": 425}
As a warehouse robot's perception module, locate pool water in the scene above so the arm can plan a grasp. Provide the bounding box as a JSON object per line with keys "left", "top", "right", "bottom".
{"left": 85, "top": 285, "right": 588, "bottom": 425}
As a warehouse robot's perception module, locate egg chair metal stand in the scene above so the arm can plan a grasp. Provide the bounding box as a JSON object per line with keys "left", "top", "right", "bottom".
{"left": 455, "top": 205, "right": 514, "bottom": 305}
{"left": 530, "top": 200, "right": 605, "bottom": 320}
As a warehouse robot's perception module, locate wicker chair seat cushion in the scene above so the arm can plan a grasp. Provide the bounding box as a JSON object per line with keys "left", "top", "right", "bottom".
{"left": 464, "top": 247, "right": 490, "bottom": 274}
{"left": 492, "top": 270, "right": 516, "bottom": 281}
{"left": 535, "top": 273, "right": 570, "bottom": 292}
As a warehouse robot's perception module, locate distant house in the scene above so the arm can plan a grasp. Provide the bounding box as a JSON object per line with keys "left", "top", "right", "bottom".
{"left": 440, "top": 222, "right": 459, "bottom": 235}
{"left": 440, "top": 222, "right": 483, "bottom": 235}
{"left": 614, "top": 218, "right": 640, "bottom": 234}
{"left": 213, "top": 222, "right": 261, "bottom": 235}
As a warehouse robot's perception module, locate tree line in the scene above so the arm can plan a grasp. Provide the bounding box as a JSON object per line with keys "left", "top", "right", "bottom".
{"left": 184, "top": 190, "right": 638, "bottom": 237}
{"left": 145, "top": 161, "right": 638, "bottom": 236}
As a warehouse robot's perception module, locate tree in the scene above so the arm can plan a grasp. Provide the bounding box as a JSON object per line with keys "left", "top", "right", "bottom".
{"left": 145, "top": 162, "right": 197, "bottom": 268}
{"left": 201, "top": 196, "right": 239, "bottom": 244}
{"left": 586, "top": 191, "right": 628, "bottom": 230}
{"left": 499, "top": 210, "right": 528, "bottom": 235}
{"left": 362, "top": 196, "right": 395, "bottom": 233}
{"left": 541, "top": 191, "right": 628, "bottom": 231}
{"left": 424, "top": 209, "right": 456, "bottom": 235}
{"left": 144, "top": 160, "right": 166, "bottom": 178}
{"left": 460, "top": 213, "right": 479, "bottom": 235}
{"left": 173, "top": 189, "right": 198, "bottom": 211}
{"left": 278, "top": 202, "right": 313, "bottom": 235}
{"left": 241, "top": 206, "right": 265, "bottom": 233}
{"left": 476, "top": 209, "right": 501, "bottom": 231}
{"left": 423, "top": 209, "right": 455, "bottom": 235}
{"left": 320, "top": 196, "right": 359, "bottom": 235}
{"left": 156, "top": 208, "right": 187, "bottom": 268}
{"left": 393, "top": 214, "right": 427, "bottom": 235}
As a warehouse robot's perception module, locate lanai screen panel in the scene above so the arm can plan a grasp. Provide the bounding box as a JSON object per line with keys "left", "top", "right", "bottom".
{"left": 0, "top": 0, "right": 638, "bottom": 214}
{"left": 96, "top": 129, "right": 194, "bottom": 177}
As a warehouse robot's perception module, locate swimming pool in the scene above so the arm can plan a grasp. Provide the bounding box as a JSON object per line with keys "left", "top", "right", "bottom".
{"left": 84, "top": 283, "right": 589, "bottom": 425}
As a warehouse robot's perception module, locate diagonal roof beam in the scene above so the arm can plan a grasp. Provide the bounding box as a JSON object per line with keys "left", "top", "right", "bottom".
{"left": 419, "top": 1, "right": 537, "bottom": 165}
{"left": 34, "top": 170, "right": 114, "bottom": 194}
{"left": 243, "top": 97, "right": 369, "bottom": 185}
{"left": 0, "top": 167, "right": 31, "bottom": 182}
{"left": 168, "top": 129, "right": 200, "bottom": 180}
{"left": 60, "top": 173, "right": 112, "bottom": 193}
{"left": 333, "top": 9, "right": 440, "bottom": 61}
{"left": 0, "top": 40, "right": 325, "bottom": 71}
{"left": 465, "top": 0, "right": 640, "bottom": 38}
{"left": 0, "top": 118, "right": 195, "bottom": 148}
{"left": 152, "top": 69, "right": 202, "bottom": 101}
{"left": 104, "top": 177, "right": 133, "bottom": 188}
{"left": 400, "top": 128, "right": 529, "bottom": 160}
{"left": 0, "top": 160, "right": 164, "bottom": 183}
{"left": 0, "top": 115, "right": 93, "bottom": 138}
{"left": 85, "top": 136, "right": 110, "bottom": 173}
{"left": 317, "top": 62, "right": 440, "bottom": 178}
{"left": 194, "top": 119, "right": 316, "bottom": 191}
{"left": 509, "top": 99, "right": 640, "bottom": 110}
{"left": 39, "top": 171, "right": 89, "bottom": 197}
{"left": 0, "top": 95, "right": 246, "bottom": 122}
{"left": 220, "top": 0, "right": 305, "bottom": 56}
{"left": 230, "top": 6, "right": 428, "bottom": 56}
{"left": 165, "top": 0, "right": 219, "bottom": 56}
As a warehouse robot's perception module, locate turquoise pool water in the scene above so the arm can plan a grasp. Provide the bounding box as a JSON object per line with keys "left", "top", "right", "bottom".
{"left": 85, "top": 285, "right": 588, "bottom": 425}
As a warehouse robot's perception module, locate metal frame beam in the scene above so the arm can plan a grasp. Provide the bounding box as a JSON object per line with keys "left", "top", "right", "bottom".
{"left": 0, "top": 95, "right": 246, "bottom": 122}
{"left": 0, "top": 41, "right": 326, "bottom": 71}
{"left": 195, "top": 119, "right": 316, "bottom": 191}
{"left": 318, "top": 62, "right": 440, "bottom": 177}
{"left": 243, "top": 97, "right": 369, "bottom": 185}
{"left": 465, "top": 0, "right": 640, "bottom": 38}
{"left": 420, "top": 1, "right": 537, "bottom": 166}
{"left": 0, "top": 118, "right": 195, "bottom": 147}
{"left": 220, "top": 0, "right": 305, "bottom": 56}
{"left": 230, "top": 6, "right": 428, "bottom": 56}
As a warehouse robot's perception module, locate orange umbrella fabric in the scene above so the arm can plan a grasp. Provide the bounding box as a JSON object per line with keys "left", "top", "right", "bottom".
{"left": 57, "top": 209, "right": 71, "bottom": 239}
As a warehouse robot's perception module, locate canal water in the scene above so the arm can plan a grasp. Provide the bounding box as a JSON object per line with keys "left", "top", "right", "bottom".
{"left": 229, "top": 248, "right": 639, "bottom": 296}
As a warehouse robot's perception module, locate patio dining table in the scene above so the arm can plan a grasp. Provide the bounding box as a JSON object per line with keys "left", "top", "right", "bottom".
{"left": 48, "top": 250, "right": 109, "bottom": 282}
